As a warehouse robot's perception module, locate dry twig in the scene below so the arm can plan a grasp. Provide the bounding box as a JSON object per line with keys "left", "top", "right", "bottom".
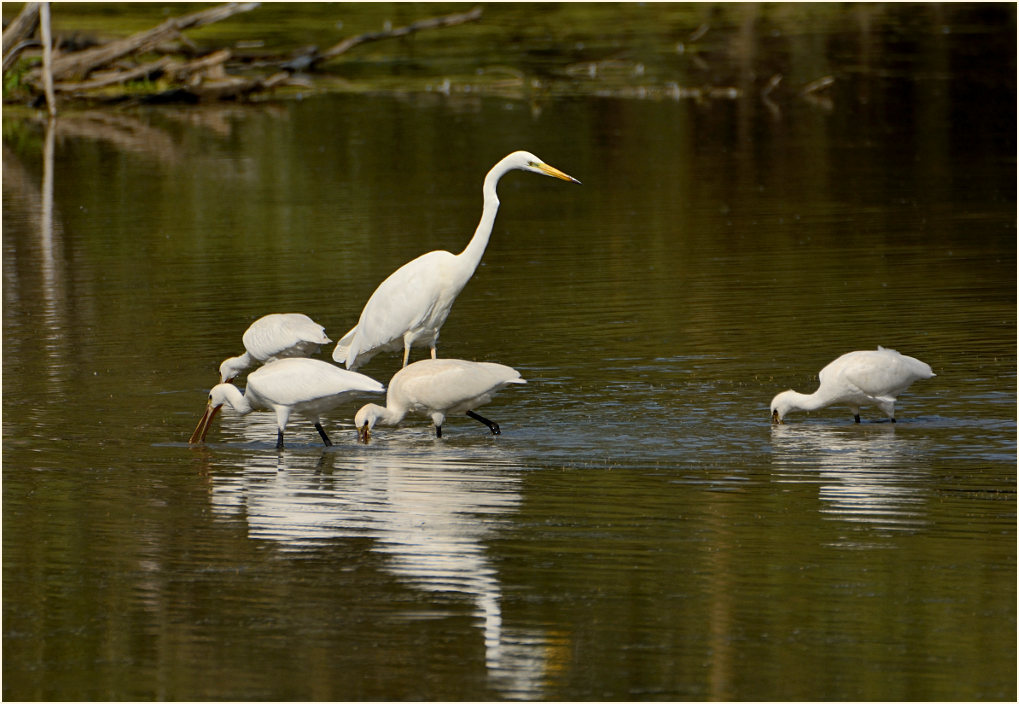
{"left": 307, "top": 6, "right": 483, "bottom": 67}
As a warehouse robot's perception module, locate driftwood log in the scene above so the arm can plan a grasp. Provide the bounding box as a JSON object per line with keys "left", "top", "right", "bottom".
{"left": 2, "top": 2, "right": 41, "bottom": 73}
{"left": 3, "top": 4, "right": 807, "bottom": 107}
{"left": 44, "top": 2, "right": 259, "bottom": 82}
{"left": 4, "top": 2, "right": 485, "bottom": 105}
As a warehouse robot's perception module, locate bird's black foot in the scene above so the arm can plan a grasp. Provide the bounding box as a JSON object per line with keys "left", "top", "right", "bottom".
{"left": 435, "top": 425, "right": 442, "bottom": 438}
{"left": 890, "top": 417, "right": 896, "bottom": 423}
{"left": 315, "top": 422, "right": 333, "bottom": 447}
{"left": 467, "top": 410, "right": 500, "bottom": 435}
{"left": 276, "top": 429, "right": 286, "bottom": 450}
{"left": 853, "top": 415, "right": 861, "bottom": 424}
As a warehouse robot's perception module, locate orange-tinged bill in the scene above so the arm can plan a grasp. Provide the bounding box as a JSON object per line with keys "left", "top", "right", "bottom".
{"left": 538, "top": 162, "right": 581, "bottom": 184}
{"left": 189, "top": 403, "right": 222, "bottom": 444}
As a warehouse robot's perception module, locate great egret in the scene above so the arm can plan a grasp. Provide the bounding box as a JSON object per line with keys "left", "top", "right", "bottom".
{"left": 219, "top": 313, "right": 331, "bottom": 383}
{"left": 333, "top": 151, "right": 580, "bottom": 370}
{"left": 770, "top": 346, "right": 935, "bottom": 424}
{"left": 190, "top": 357, "right": 384, "bottom": 449}
{"left": 354, "top": 358, "right": 526, "bottom": 441}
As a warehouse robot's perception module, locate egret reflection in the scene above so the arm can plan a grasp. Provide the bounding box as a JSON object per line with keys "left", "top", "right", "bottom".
{"left": 770, "top": 424, "right": 930, "bottom": 534}
{"left": 209, "top": 450, "right": 561, "bottom": 698}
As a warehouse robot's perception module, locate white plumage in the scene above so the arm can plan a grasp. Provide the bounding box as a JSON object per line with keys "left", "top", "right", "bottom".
{"left": 770, "top": 346, "right": 935, "bottom": 424}
{"left": 333, "top": 151, "right": 579, "bottom": 370}
{"left": 354, "top": 358, "right": 526, "bottom": 441}
{"left": 219, "top": 313, "right": 331, "bottom": 383}
{"left": 191, "top": 357, "right": 384, "bottom": 449}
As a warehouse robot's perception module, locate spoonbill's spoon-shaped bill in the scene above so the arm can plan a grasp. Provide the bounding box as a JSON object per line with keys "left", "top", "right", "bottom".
{"left": 219, "top": 313, "right": 331, "bottom": 383}
{"left": 770, "top": 346, "right": 934, "bottom": 424}
{"left": 191, "top": 357, "right": 384, "bottom": 449}
{"left": 333, "top": 151, "right": 579, "bottom": 371}
{"left": 354, "top": 358, "right": 526, "bottom": 442}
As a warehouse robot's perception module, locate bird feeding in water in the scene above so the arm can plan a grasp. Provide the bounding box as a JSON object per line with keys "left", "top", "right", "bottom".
{"left": 190, "top": 357, "right": 384, "bottom": 449}
{"left": 333, "top": 151, "right": 580, "bottom": 370}
{"left": 770, "top": 346, "right": 935, "bottom": 424}
{"left": 354, "top": 358, "right": 526, "bottom": 442}
{"left": 218, "top": 313, "right": 331, "bottom": 383}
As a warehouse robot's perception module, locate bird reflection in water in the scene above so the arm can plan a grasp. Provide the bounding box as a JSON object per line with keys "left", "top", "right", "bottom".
{"left": 208, "top": 451, "right": 567, "bottom": 698}
{"left": 770, "top": 423, "right": 931, "bottom": 537}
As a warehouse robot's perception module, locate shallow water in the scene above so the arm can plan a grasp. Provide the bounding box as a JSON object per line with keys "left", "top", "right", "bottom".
{"left": 3, "top": 4, "right": 1016, "bottom": 701}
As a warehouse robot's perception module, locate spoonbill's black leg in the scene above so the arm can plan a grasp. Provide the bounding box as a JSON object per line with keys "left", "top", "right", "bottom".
{"left": 467, "top": 410, "right": 501, "bottom": 435}
{"left": 315, "top": 422, "right": 333, "bottom": 446}
{"left": 890, "top": 417, "right": 896, "bottom": 423}
{"left": 276, "top": 429, "right": 286, "bottom": 450}
{"left": 435, "top": 424, "right": 442, "bottom": 438}
{"left": 853, "top": 414, "right": 861, "bottom": 424}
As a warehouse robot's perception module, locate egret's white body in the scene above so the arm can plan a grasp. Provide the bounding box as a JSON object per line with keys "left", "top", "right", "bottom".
{"left": 354, "top": 358, "right": 526, "bottom": 440}
{"left": 770, "top": 346, "right": 935, "bottom": 424}
{"left": 219, "top": 313, "right": 331, "bottom": 382}
{"left": 191, "top": 357, "right": 384, "bottom": 449}
{"left": 333, "top": 151, "right": 579, "bottom": 370}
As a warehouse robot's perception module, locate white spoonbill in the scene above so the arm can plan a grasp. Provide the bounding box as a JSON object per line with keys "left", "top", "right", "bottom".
{"left": 219, "top": 313, "right": 331, "bottom": 383}
{"left": 190, "top": 357, "right": 384, "bottom": 449}
{"left": 333, "top": 151, "right": 579, "bottom": 370}
{"left": 770, "top": 346, "right": 935, "bottom": 424}
{"left": 354, "top": 358, "right": 526, "bottom": 441}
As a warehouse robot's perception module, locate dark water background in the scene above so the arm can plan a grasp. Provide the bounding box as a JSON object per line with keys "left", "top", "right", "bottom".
{"left": 3, "top": 3, "right": 1015, "bottom": 700}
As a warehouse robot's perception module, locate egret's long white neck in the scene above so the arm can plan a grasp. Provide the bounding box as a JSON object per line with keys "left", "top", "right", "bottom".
{"left": 458, "top": 160, "right": 511, "bottom": 272}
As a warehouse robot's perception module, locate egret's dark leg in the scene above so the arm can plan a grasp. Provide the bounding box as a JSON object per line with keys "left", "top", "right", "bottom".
{"left": 467, "top": 410, "right": 501, "bottom": 435}
{"left": 435, "top": 424, "right": 442, "bottom": 438}
{"left": 853, "top": 414, "right": 861, "bottom": 424}
{"left": 276, "top": 429, "right": 285, "bottom": 450}
{"left": 315, "top": 422, "right": 333, "bottom": 447}
{"left": 890, "top": 417, "right": 896, "bottom": 423}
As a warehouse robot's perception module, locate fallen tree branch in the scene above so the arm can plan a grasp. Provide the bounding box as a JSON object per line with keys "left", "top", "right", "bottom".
{"left": 140, "top": 69, "right": 292, "bottom": 104}
{"left": 2, "top": 39, "right": 39, "bottom": 74}
{"left": 3, "top": 2, "right": 41, "bottom": 54}
{"left": 54, "top": 57, "right": 171, "bottom": 93}
{"left": 314, "top": 6, "right": 482, "bottom": 65}
{"left": 2, "top": 2, "right": 41, "bottom": 75}
{"left": 52, "top": 49, "right": 235, "bottom": 95}
{"left": 45, "top": 2, "right": 258, "bottom": 81}
{"left": 8, "top": 3, "right": 485, "bottom": 104}
{"left": 3, "top": 2, "right": 520, "bottom": 107}
{"left": 166, "top": 48, "right": 232, "bottom": 82}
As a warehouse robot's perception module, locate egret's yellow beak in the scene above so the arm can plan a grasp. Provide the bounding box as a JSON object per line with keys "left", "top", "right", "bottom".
{"left": 771, "top": 410, "right": 782, "bottom": 425}
{"left": 358, "top": 422, "right": 371, "bottom": 444}
{"left": 537, "top": 162, "right": 581, "bottom": 184}
{"left": 189, "top": 401, "right": 222, "bottom": 444}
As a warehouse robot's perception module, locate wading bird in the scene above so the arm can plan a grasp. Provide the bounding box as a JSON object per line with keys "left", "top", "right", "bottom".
{"left": 770, "top": 346, "right": 935, "bottom": 424}
{"left": 333, "top": 151, "right": 580, "bottom": 370}
{"left": 190, "top": 357, "right": 384, "bottom": 449}
{"left": 219, "top": 313, "right": 331, "bottom": 383}
{"left": 354, "top": 358, "right": 525, "bottom": 441}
